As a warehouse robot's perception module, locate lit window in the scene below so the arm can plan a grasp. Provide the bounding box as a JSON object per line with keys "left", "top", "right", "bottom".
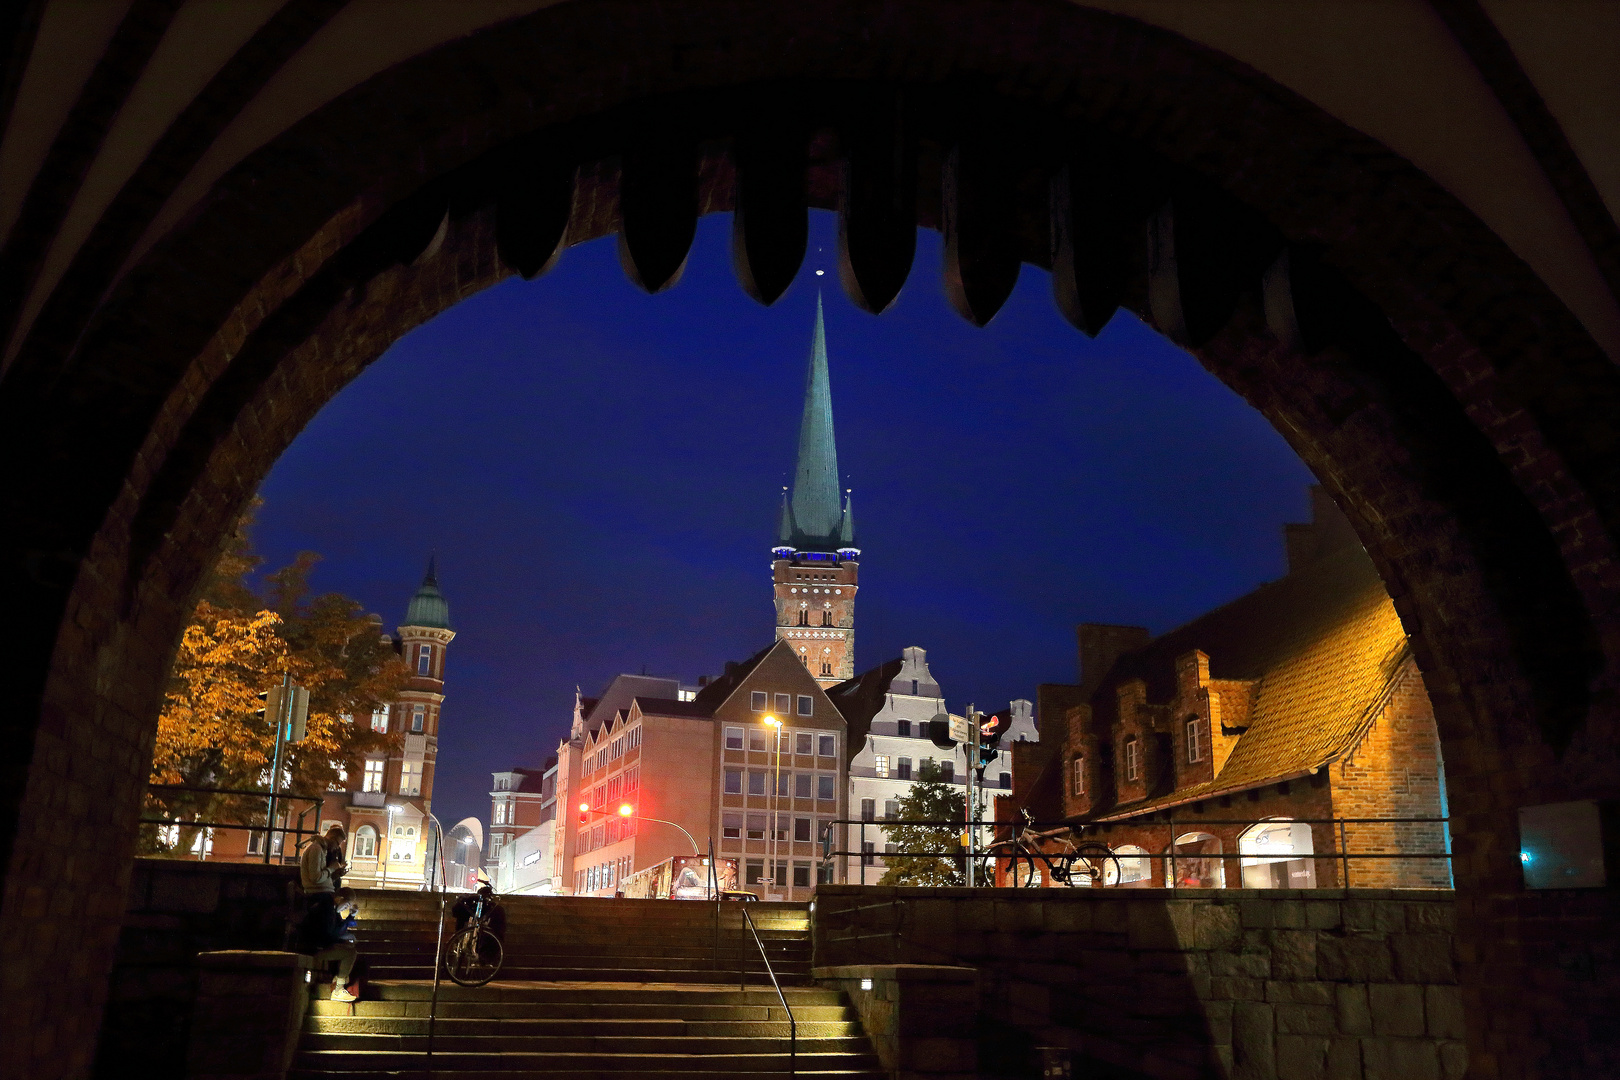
{"left": 751, "top": 691, "right": 767, "bottom": 712}
{"left": 725, "top": 726, "right": 744, "bottom": 750}
{"left": 329, "top": 761, "right": 348, "bottom": 790}
{"left": 797, "top": 695, "right": 813, "bottom": 716}
{"left": 873, "top": 755, "right": 890, "bottom": 778}
{"left": 1125, "top": 737, "right": 1140, "bottom": 782}
{"left": 371, "top": 707, "right": 389, "bottom": 733}
{"left": 400, "top": 760, "right": 422, "bottom": 796}
{"left": 1073, "top": 756, "right": 1086, "bottom": 796}
{"left": 417, "top": 644, "right": 432, "bottom": 676}
{"left": 1187, "top": 718, "right": 1203, "bottom": 763}
{"left": 411, "top": 705, "right": 425, "bottom": 733}
{"left": 352, "top": 826, "right": 377, "bottom": 859}
{"left": 362, "top": 759, "right": 386, "bottom": 793}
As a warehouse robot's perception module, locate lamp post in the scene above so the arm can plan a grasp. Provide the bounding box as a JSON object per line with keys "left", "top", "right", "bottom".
{"left": 618, "top": 803, "right": 699, "bottom": 854}
{"left": 763, "top": 715, "right": 783, "bottom": 897}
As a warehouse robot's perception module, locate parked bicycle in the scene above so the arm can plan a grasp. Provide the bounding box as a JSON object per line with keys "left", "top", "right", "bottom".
{"left": 986, "top": 810, "right": 1121, "bottom": 887}
{"left": 443, "top": 885, "right": 505, "bottom": 986}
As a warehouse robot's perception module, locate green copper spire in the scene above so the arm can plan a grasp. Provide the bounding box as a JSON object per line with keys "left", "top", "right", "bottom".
{"left": 839, "top": 490, "right": 857, "bottom": 549}
{"left": 404, "top": 556, "right": 451, "bottom": 629}
{"left": 788, "top": 294, "right": 844, "bottom": 547}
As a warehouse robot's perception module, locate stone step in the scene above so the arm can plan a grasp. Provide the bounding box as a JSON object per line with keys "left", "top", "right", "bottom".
{"left": 360, "top": 967, "right": 815, "bottom": 986}
{"left": 290, "top": 1069, "right": 880, "bottom": 1079}
{"left": 301, "top": 1033, "right": 873, "bottom": 1054}
{"left": 331, "top": 980, "right": 844, "bottom": 1004}
{"left": 309, "top": 1001, "right": 854, "bottom": 1022}
{"left": 305, "top": 1017, "right": 861, "bottom": 1038}
{"left": 292, "top": 1049, "right": 880, "bottom": 1073}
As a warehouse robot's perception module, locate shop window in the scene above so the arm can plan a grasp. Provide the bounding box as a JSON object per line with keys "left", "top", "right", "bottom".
{"left": 1115, "top": 845, "right": 1152, "bottom": 887}
{"left": 1165, "top": 832, "right": 1225, "bottom": 889}
{"left": 1239, "top": 820, "right": 1317, "bottom": 888}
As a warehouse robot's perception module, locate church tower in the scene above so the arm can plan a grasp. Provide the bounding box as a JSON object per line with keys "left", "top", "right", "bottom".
{"left": 773, "top": 295, "right": 859, "bottom": 686}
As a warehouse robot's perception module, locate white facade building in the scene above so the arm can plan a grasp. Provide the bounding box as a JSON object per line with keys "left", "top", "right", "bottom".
{"left": 843, "top": 646, "right": 1037, "bottom": 882}
{"left": 495, "top": 818, "right": 560, "bottom": 895}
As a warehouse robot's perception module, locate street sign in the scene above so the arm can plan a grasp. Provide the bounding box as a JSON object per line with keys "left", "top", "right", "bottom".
{"left": 948, "top": 713, "right": 971, "bottom": 744}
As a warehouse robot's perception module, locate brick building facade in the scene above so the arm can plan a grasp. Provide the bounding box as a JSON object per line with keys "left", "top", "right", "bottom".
{"left": 1004, "top": 490, "right": 1450, "bottom": 891}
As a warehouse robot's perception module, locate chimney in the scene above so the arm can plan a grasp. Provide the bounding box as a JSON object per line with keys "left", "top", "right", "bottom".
{"left": 1078, "top": 623, "right": 1151, "bottom": 695}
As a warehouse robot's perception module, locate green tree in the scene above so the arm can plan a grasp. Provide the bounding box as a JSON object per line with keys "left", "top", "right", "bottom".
{"left": 142, "top": 504, "right": 408, "bottom": 855}
{"left": 877, "top": 761, "right": 966, "bottom": 886}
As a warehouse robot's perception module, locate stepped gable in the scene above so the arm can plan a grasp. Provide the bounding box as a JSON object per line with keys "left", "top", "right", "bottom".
{"left": 824, "top": 656, "right": 905, "bottom": 764}
{"left": 1089, "top": 544, "right": 1409, "bottom": 815}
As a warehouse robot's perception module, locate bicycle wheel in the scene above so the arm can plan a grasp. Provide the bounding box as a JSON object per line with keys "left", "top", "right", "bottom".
{"left": 1074, "top": 842, "right": 1122, "bottom": 888}
{"left": 1010, "top": 853, "right": 1044, "bottom": 888}
{"left": 444, "top": 926, "right": 504, "bottom": 987}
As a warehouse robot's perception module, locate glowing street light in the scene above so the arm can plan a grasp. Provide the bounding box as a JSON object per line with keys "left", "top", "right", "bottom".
{"left": 762, "top": 715, "right": 784, "bottom": 896}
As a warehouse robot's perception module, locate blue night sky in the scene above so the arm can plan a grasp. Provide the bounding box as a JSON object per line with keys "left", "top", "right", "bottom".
{"left": 253, "top": 209, "right": 1316, "bottom": 831}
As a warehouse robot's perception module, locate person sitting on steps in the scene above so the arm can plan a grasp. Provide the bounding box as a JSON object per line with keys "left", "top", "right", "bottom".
{"left": 300, "top": 824, "right": 359, "bottom": 1002}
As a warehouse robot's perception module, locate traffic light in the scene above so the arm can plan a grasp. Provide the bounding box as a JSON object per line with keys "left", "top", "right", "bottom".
{"left": 578, "top": 802, "right": 590, "bottom": 825}
{"left": 977, "top": 714, "right": 1002, "bottom": 766}
{"left": 618, "top": 803, "right": 634, "bottom": 817}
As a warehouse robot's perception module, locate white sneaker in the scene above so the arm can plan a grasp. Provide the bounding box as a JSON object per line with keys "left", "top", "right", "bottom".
{"left": 330, "top": 984, "right": 358, "bottom": 1003}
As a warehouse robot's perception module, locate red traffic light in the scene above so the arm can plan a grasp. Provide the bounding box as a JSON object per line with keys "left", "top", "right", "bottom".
{"left": 617, "top": 803, "right": 634, "bottom": 817}
{"left": 578, "top": 801, "right": 590, "bottom": 824}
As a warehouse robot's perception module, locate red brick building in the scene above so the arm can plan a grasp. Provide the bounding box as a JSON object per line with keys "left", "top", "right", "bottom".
{"left": 1003, "top": 491, "right": 1450, "bottom": 890}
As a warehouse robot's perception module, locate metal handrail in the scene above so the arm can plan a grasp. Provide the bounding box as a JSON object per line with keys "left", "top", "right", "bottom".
{"left": 424, "top": 815, "right": 449, "bottom": 1080}
{"left": 737, "top": 905, "right": 795, "bottom": 1077}
{"left": 141, "top": 783, "right": 324, "bottom": 861}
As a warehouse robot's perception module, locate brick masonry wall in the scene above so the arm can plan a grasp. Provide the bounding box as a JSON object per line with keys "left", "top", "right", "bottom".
{"left": 1331, "top": 666, "right": 1451, "bottom": 890}
{"left": 813, "top": 885, "right": 1464, "bottom": 1080}
{"left": 93, "top": 859, "right": 299, "bottom": 1079}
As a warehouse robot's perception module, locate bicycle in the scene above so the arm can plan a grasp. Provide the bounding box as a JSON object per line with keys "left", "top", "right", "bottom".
{"left": 986, "top": 810, "right": 1121, "bottom": 887}
{"left": 443, "top": 889, "right": 505, "bottom": 987}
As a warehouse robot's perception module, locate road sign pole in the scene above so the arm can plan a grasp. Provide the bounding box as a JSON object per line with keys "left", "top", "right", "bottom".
{"left": 265, "top": 672, "right": 291, "bottom": 863}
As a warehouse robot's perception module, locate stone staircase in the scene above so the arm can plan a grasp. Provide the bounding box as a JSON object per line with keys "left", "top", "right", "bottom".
{"left": 291, "top": 890, "right": 882, "bottom": 1078}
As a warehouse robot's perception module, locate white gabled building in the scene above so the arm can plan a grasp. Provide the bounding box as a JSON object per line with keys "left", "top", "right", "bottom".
{"left": 830, "top": 646, "right": 1037, "bottom": 883}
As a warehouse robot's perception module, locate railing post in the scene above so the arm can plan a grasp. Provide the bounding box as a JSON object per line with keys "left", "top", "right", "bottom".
{"left": 1167, "top": 818, "right": 1176, "bottom": 889}
{"left": 1338, "top": 819, "right": 1351, "bottom": 888}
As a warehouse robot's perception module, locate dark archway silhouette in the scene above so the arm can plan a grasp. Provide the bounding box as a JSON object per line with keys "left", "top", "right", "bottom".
{"left": 3, "top": 4, "right": 1618, "bottom": 1076}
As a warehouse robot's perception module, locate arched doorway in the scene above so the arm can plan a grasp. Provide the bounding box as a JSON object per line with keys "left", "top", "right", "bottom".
{"left": 1238, "top": 818, "right": 1317, "bottom": 890}
{"left": 2, "top": 3, "right": 1617, "bottom": 1075}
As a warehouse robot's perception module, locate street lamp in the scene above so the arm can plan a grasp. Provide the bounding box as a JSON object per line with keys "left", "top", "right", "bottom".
{"left": 763, "top": 715, "right": 783, "bottom": 897}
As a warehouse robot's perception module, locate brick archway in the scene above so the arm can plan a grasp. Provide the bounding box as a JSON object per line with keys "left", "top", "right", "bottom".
{"left": 3, "top": 3, "right": 1618, "bottom": 1076}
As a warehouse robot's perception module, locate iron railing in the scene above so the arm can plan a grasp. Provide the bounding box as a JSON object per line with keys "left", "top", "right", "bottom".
{"left": 141, "top": 783, "right": 324, "bottom": 863}
{"left": 738, "top": 904, "right": 795, "bottom": 1077}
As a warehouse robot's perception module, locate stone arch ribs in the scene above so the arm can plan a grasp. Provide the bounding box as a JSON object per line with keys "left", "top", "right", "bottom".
{"left": 6, "top": 4, "right": 1620, "bottom": 1077}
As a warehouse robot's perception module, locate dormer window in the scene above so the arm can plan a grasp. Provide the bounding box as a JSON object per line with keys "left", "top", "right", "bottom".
{"left": 1124, "top": 736, "right": 1140, "bottom": 782}
{"left": 1187, "top": 717, "right": 1204, "bottom": 763}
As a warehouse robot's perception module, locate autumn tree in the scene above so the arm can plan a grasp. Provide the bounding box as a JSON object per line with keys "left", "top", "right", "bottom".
{"left": 877, "top": 761, "right": 967, "bottom": 886}
{"left": 143, "top": 506, "right": 408, "bottom": 855}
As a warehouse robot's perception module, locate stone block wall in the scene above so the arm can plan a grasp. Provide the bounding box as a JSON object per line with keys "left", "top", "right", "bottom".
{"left": 811, "top": 885, "right": 1463, "bottom": 1080}
{"left": 187, "top": 951, "right": 311, "bottom": 1080}
{"left": 813, "top": 964, "right": 979, "bottom": 1080}
{"left": 93, "top": 859, "right": 300, "bottom": 1079}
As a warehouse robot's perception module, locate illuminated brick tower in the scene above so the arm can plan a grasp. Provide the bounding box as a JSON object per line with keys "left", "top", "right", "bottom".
{"left": 773, "top": 295, "right": 859, "bottom": 687}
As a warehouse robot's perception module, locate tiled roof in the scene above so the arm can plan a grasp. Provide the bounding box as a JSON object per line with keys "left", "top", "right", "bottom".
{"left": 825, "top": 656, "right": 906, "bottom": 763}
{"left": 1095, "top": 546, "right": 1412, "bottom": 819}
{"left": 689, "top": 641, "right": 778, "bottom": 712}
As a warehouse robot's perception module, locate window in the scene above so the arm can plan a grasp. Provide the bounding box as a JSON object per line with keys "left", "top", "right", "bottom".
{"left": 821, "top": 662, "right": 832, "bottom": 676}
{"left": 724, "top": 769, "right": 742, "bottom": 795}
{"left": 624, "top": 767, "right": 639, "bottom": 796}
{"left": 352, "top": 826, "right": 377, "bottom": 859}
{"left": 1239, "top": 820, "right": 1317, "bottom": 889}
{"left": 591, "top": 825, "right": 603, "bottom": 850}
{"left": 748, "top": 771, "right": 766, "bottom": 796}
{"left": 607, "top": 775, "right": 622, "bottom": 803}
{"left": 798, "top": 609, "right": 809, "bottom": 626}
{"left": 605, "top": 819, "right": 619, "bottom": 845}
{"left": 329, "top": 761, "right": 348, "bottom": 790}
{"left": 371, "top": 707, "right": 389, "bottom": 733}
{"left": 749, "top": 728, "right": 768, "bottom": 752}
{"left": 818, "top": 734, "right": 836, "bottom": 758}
{"left": 797, "top": 695, "right": 813, "bottom": 716}
{"left": 793, "top": 863, "right": 810, "bottom": 888}
{"left": 794, "top": 817, "right": 811, "bottom": 842}
{"left": 779, "top": 729, "right": 793, "bottom": 755}
{"left": 939, "top": 761, "right": 954, "bottom": 782}
{"left": 1072, "top": 756, "right": 1086, "bottom": 796}
{"left": 362, "top": 759, "right": 385, "bottom": 793}
{"left": 817, "top": 775, "right": 834, "bottom": 800}
{"left": 1165, "top": 832, "right": 1225, "bottom": 889}
{"left": 794, "top": 773, "right": 811, "bottom": 798}
{"left": 774, "top": 861, "right": 788, "bottom": 887}
{"left": 1000, "top": 773, "right": 1011, "bottom": 790}
{"left": 1115, "top": 845, "right": 1151, "bottom": 886}
{"left": 1187, "top": 717, "right": 1203, "bottom": 763}
{"left": 774, "top": 813, "right": 792, "bottom": 842}
{"left": 861, "top": 842, "right": 875, "bottom": 865}
{"left": 1124, "top": 737, "right": 1140, "bottom": 782}
{"left": 751, "top": 691, "right": 767, "bottom": 712}
{"left": 745, "top": 860, "right": 765, "bottom": 885}
{"left": 820, "top": 610, "right": 832, "bottom": 626}
{"left": 873, "top": 754, "right": 889, "bottom": 778}
{"left": 723, "top": 812, "right": 742, "bottom": 840}
{"left": 860, "top": 798, "right": 875, "bottom": 822}
{"left": 911, "top": 679, "right": 919, "bottom": 695}
{"left": 884, "top": 799, "right": 899, "bottom": 820}
{"left": 897, "top": 719, "right": 911, "bottom": 737}
{"left": 417, "top": 644, "right": 432, "bottom": 675}
{"left": 795, "top": 732, "right": 813, "bottom": 755}
{"left": 747, "top": 813, "right": 766, "bottom": 840}
{"left": 896, "top": 757, "right": 912, "bottom": 780}
{"left": 725, "top": 727, "right": 744, "bottom": 750}
{"left": 494, "top": 776, "right": 509, "bottom": 791}
{"left": 777, "top": 771, "right": 792, "bottom": 797}
{"left": 411, "top": 704, "right": 425, "bottom": 733}
{"left": 592, "top": 785, "right": 606, "bottom": 809}
{"left": 776, "top": 693, "right": 791, "bottom": 714}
